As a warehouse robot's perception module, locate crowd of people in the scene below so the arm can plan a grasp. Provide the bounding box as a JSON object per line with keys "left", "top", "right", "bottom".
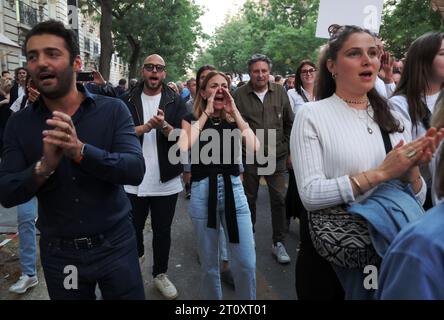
{"left": 0, "top": 19, "right": 444, "bottom": 300}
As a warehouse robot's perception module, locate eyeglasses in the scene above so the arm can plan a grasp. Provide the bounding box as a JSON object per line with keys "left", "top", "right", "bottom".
{"left": 143, "top": 64, "right": 166, "bottom": 72}
{"left": 301, "top": 68, "right": 317, "bottom": 75}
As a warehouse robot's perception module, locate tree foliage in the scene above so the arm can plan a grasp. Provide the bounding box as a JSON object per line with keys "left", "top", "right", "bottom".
{"left": 197, "top": 0, "right": 324, "bottom": 77}
{"left": 113, "top": 0, "right": 203, "bottom": 81}
{"left": 380, "top": 0, "right": 444, "bottom": 59}
{"left": 79, "top": 0, "right": 141, "bottom": 80}
{"left": 79, "top": 0, "right": 203, "bottom": 81}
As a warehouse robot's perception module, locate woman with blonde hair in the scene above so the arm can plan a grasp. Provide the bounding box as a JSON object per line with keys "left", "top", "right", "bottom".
{"left": 178, "top": 71, "right": 259, "bottom": 299}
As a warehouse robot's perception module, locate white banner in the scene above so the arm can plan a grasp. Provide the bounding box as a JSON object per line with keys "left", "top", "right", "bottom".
{"left": 316, "top": 0, "right": 384, "bottom": 39}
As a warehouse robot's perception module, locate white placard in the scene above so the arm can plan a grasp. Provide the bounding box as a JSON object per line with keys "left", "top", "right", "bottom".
{"left": 316, "top": 0, "right": 384, "bottom": 39}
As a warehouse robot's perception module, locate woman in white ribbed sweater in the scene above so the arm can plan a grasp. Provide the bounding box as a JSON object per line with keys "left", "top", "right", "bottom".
{"left": 290, "top": 25, "right": 444, "bottom": 300}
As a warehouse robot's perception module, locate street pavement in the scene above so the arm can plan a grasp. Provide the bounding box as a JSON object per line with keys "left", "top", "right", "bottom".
{"left": 0, "top": 180, "right": 300, "bottom": 300}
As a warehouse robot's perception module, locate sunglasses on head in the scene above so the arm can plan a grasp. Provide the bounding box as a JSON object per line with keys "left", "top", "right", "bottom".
{"left": 301, "top": 68, "right": 316, "bottom": 75}
{"left": 143, "top": 64, "right": 166, "bottom": 72}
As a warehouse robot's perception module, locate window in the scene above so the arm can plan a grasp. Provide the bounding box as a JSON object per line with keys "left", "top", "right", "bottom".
{"left": 93, "top": 42, "right": 99, "bottom": 55}
{"left": 84, "top": 38, "right": 91, "bottom": 53}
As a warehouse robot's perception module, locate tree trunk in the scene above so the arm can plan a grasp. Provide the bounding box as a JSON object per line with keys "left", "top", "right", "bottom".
{"left": 98, "top": 0, "right": 113, "bottom": 81}
{"left": 127, "top": 35, "right": 141, "bottom": 80}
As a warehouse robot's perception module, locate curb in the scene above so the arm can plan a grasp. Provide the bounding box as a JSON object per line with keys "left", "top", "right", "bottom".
{"left": 0, "top": 233, "right": 18, "bottom": 249}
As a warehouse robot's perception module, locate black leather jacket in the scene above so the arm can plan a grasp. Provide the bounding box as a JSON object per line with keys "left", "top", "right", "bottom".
{"left": 121, "top": 82, "right": 188, "bottom": 182}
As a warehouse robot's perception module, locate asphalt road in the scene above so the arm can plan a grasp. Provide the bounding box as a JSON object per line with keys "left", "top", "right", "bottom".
{"left": 0, "top": 181, "right": 300, "bottom": 300}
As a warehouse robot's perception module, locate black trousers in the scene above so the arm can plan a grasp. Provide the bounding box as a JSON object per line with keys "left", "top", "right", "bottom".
{"left": 40, "top": 218, "right": 145, "bottom": 300}
{"left": 296, "top": 210, "right": 345, "bottom": 300}
{"left": 127, "top": 193, "right": 178, "bottom": 277}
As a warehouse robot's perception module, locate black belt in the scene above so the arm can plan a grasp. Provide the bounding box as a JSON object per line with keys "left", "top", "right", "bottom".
{"left": 47, "top": 234, "right": 105, "bottom": 250}
{"left": 61, "top": 235, "right": 104, "bottom": 250}
{"left": 207, "top": 172, "right": 240, "bottom": 244}
{"left": 42, "top": 220, "right": 127, "bottom": 250}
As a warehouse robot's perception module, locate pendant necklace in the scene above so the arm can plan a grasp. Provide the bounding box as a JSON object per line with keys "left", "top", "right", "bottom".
{"left": 351, "top": 104, "right": 374, "bottom": 135}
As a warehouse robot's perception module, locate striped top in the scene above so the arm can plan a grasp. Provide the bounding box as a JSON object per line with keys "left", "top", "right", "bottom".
{"left": 290, "top": 94, "right": 426, "bottom": 211}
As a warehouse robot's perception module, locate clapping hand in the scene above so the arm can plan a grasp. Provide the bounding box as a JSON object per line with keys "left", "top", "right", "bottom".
{"left": 43, "top": 111, "right": 84, "bottom": 162}
{"left": 148, "top": 109, "right": 165, "bottom": 129}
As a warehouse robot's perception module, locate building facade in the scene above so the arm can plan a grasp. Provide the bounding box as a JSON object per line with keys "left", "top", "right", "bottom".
{"left": 0, "top": 0, "right": 127, "bottom": 84}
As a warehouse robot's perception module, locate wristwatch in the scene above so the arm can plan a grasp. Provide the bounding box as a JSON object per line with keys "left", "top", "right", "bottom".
{"left": 34, "top": 158, "right": 55, "bottom": 179}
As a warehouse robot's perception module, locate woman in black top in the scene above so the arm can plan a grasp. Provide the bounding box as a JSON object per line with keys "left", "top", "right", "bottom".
{"left": 178, "top": 71, "right": 259, "bottom": 300}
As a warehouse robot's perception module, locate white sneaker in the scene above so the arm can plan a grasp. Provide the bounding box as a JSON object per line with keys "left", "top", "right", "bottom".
{"left": 153, "top": 273, "right": 178, "bottom": 300}
{"left": 272, "top": 242, "right": 291, "bottom": 264}
{"left": 9, "top": 274, "right": 38, "bottom": 294}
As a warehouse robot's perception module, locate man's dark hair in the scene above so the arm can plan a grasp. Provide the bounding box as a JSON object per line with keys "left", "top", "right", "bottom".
{"left": 186, "top": 78, "right": 196, "bottom": 86}
{"left": 247, "top": 54, "right": 272, "bottom": 72}
{"left": 1, "top": 70, "right": 9, "bottom": 77}
{"left": 25, "top": 20, "right": 79, "bottom": 64}
{"left": 118, "top": 78, "right": 127, "bottom": 86}
{"left": 14, "top": 67, "right": 27, "bottom": 80}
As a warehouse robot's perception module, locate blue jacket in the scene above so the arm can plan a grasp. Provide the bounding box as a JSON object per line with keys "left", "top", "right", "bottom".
{"left": 333, "top": 180, "right": 425, "bottom": 300}
{"left": 377, "top": 202, "right": 444, "bottom": 299}
{"left": 349, "top": 180, "right": 425, "bottom": 257}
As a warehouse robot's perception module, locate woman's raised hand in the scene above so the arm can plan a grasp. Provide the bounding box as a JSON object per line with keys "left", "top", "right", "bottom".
{"left": 204, "top": 90, "right": 216, "bottom": 117}
{"left": 222, "top": 87, "right": 237, "bottom": 115}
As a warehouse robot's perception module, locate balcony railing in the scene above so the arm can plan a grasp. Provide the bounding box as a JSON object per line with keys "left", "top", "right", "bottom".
{"left": 18, "top": 1, "right": 38, "bottom": 28}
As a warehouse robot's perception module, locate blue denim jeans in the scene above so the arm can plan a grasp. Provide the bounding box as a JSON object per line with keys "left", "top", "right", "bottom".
{"left": 17, "top": 197, "right": 37, "bottom": 276}
{"left": 189, "top": 175, "right": 256, "bottom": 300}
{"left": 219, "top": 225, "right": 230, "bottom": 261}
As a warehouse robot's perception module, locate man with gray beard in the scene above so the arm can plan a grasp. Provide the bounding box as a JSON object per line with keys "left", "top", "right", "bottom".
{"left": 234, "top": 54, "right": 294, "bottom": 265}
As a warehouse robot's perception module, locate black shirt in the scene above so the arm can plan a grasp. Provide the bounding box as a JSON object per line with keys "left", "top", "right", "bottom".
{"left": 184, "top": 113, "right": 241, "bottom": 243}
{"left": 184, "top": 113, "right": 240, "bottom": 181}
{"left": 0, "top": 85, "right": 145, "bottom": 238}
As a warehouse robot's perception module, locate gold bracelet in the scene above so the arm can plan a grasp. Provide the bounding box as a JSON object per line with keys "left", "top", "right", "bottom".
{"left": 363, "top": 172, "right": 374, "bottom": 189}
{"left": 350, "top": 176, "right": 363, "bottom": 195}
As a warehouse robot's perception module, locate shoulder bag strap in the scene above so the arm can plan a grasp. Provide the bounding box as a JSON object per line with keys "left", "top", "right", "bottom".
{"left": 379, "top": 126, "right": 393, "bottom": 154}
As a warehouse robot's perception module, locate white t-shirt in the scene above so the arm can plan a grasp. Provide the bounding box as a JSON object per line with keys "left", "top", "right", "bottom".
{"left": 10, "top": 95, "right": 27, "bottom": 112}
{"left": 124, "top": 92, "right": 182, "bottom": 197}
{"left": 17, "top": 85, "right": 25, "bottom": 99}
{"left": 389, "top": 92, "right": 440, "bottom": 140}
{"left": 254, "top": 90, "right": 267, "bottom": 103}
{"left": 287, "top": 87, "right": 313, "bottom": 114}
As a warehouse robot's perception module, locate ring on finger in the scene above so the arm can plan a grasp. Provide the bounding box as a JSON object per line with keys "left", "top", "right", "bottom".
{"left": 405, "top": 148, "right": 417, "bottom": 159}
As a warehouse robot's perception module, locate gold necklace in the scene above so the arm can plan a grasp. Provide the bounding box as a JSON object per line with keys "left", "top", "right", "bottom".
{"left": 338, "top": 95, "right": 369, "bottom": 105}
